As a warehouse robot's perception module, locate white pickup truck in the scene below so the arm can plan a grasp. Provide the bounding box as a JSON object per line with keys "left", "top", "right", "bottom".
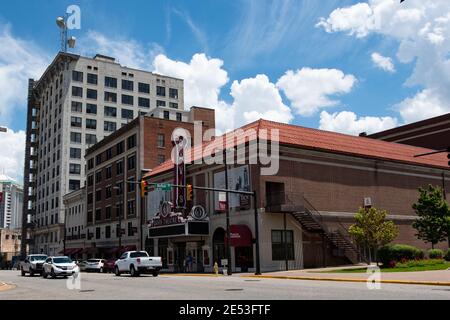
{"left": 21, "top": 254, "right": 48, "bottom": 276}
{"left": 114, "top": 251, "right": 162, "bottom": 277}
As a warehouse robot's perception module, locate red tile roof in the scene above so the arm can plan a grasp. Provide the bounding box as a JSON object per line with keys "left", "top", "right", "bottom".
{"left": 144, "top": 119, "right": 449, "bottom": 179}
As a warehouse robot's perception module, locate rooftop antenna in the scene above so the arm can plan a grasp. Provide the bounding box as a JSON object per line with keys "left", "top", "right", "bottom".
{"left": 56, "top": 15, "right": 76, "bottom": 52}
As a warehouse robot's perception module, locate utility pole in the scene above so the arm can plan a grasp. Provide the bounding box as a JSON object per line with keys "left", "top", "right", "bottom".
{"left": 224, "top": 151, "right": 232, "bottom": 276}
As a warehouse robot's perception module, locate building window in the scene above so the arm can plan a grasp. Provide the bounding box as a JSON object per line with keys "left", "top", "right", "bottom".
{"left": 163, "top": 111, "right": 170, "bottom": 119}
{"left": 69, "top": 179, "right": 80, "bottom": 191}
{"left": 157, "top": 134, "right": 165, "bottom": 148}
{"left": 86, "top": 134, "right": 97, "bottom": 145}
{"left": 104, "top": 121, "right": 117, "bottom": 132}
{"left": 176, "top": 112, "right": 182, "bottom": 122}
{"left": 95, "top": 170, "right": 102, "bottom": 183}
{"left": 121, "top": 109, "right": 134, "bottom": 120}
{"left": 157, "top": 155, "right": 165, "bottom": 165}
{"left": 105, "top": 76, "right": 117, "bottom": 88}
{"left": 96, "top": 190, "right": 102, "bottom": 202}
{"left": 86, "top": 119, "right": 97, "bottom": 130}
{"left": 105, "top": 225, "right": 111, "bottom": 238}
{"left": 116, "top": 182, "right": 124, "bottom": 195}
{"left": 72, "top": 86, "right": 83, "bottom": 98}
{"left": 105, "top": 186, "right": 112, "bottom": 199}
{"left": 106, "top": 166, "right": 112, "bottom": 179}
{"left": 127, "top": 155, "right": 136, "bottom": 170}
{"left": 72, "top": 71, "right": 83, "bottom": 82}
{"left": 87, "top": 73, "right": 98, "bottom": 85}
{"left": 86, "top": 103, "right": 97, "bottom": 114}
{"left": 127, "top": 201, "right": 135, "bottom": 217}
{"left": 169, "top": 88, "right": 178, "bottom": 99}
{"left": 70, "top": 148, "right": 81, "bottom": 159}
{"left": 96, "top": 154, "right": 102, "bottom": 165}
{"left": 138, "top": 82, "right": 150, "bottom": 93}
{"left": 86, "top": 89, "right": 97, "bottom": 100}
{"left": 105, "top": 148, "right": 113, "bottom": 160}
{"left": 116, "top": 141, "right": 124, "bottom": 154}
{"left": 127, "top": 177, "right": 136, "bottom": 192}
{"left": 138, "top": 97, "right": 150, "bottom": 108}
{"left": 169, "top": 102, "right": 178, "bottom": 109}
{"left": 271, "top": 230, "right": 294, "bottom": 261}
{"left": 122, "top": 79, "right": 134, "bottom": 91}
{"left": 157, "top": 100, "right": 166, "bottom": 107}
{"left": 127, "top": 134, "right": 136, "bottom": 149}
{"left": 87, "top": 211, "right": 93, "bottom": 223}
{"left": 71, "top": 101, "right": 82, "bottom": 112}
{"left": 95, "top": 226, "right": 101, "bottom": 239}
{"left": 87, "top": 174, "right": 94, "bottom": 186}
{"left": 156, "top": 86, "right": 166, "bottom": 97}
{"left": 104, "top": 91, "right": 117, "bottom": 103}
{"left": 69, "top": 163, "right": 81, "bottom": 175}
{"left": 116, "top": 160, "right": 124, "bottom": 175}
{"left": 104, "top": 106, "right": 117, "bottom": 117}
{"left": 121, "top": 94, "right": 134, "bottom": 105}
{"left": 70, "top": 132, "right": 81, "bottom": 143}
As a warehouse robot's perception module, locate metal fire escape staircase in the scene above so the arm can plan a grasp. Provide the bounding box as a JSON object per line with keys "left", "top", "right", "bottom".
{"left": 266, "top": 192, "right": 368, "bottom": 264}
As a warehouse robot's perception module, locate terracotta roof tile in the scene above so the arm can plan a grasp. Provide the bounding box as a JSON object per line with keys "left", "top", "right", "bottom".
{"left": 144, "top": 119, "right": 449, "bottom": 179}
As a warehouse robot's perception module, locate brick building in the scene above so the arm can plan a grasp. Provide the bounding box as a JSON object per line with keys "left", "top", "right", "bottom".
{"left": 144, "top": 119, "right": 450, "bottom": 272}
{"left": 81, "top": 109, "right": 214, "bottom": 259}
{"left": 367, "top": 113, "right": 450, "bottom": 150}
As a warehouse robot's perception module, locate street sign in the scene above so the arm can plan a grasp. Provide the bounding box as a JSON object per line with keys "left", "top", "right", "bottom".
{"left": 156, "top": 183, "right": 172, "bottom": 191}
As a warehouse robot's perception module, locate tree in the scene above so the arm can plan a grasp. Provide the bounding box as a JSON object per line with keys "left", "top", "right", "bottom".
{"left": 349, "top": 207, "right": 399, "bottom": 263}
{"left": 412, "top": 185, "right": 450, "bottom": 249}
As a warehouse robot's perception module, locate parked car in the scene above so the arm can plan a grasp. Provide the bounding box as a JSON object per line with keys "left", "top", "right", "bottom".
{"left": 20, "top": 254, "right": 48, "bottom": 276}
{"left": 85, "top": 259, "right": 106, "bottom": 273}
{"left": 42, "top": 256, "right": 79, "bottom": 279}
{"left": 76, "top": 260, "right": 88, "bottom": 272}
{"left": 103, "top": 259, "right": 116, "bottom": 273}
{"left": 114, "top": 251, "right": 162, "bottom": 277}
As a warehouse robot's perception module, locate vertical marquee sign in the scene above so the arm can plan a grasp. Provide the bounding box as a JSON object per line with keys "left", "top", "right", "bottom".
{"left": 173, "top": 135, "right": 187, "bottom": 213}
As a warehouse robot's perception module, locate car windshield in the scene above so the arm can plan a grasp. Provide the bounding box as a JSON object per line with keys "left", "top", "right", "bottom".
{"left": 30, "top": 255, "right": 47, "bottom": 261}
{"left": 130, "top": 252, "right": 149, "bottom": 258}
{"left": 87, "top": 259, "right": 100, "bottom": 263}
{"left": 53, "top": 257, "right": 72, "bottom": 264}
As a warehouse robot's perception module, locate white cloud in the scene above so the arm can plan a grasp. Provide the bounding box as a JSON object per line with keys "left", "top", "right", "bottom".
{"left": 78, "top": 31, "right": 164, "bottom": 70}
{"left": 395, "top": 89, "right": 450, "bottom": 123}
{"left": 230, "top": 74, "right": 293, "bottom": 127}
{"left": 371, "top": 52, "right": 396, "bottom": 73}
{"left": 317, "top": 0, "right": 450, "bottom": 124}
{"left": 154, "top": 54, "right": 293, "bottom": 133}
{"left": 276, "top": 68, "right": 356, "bottom": 116}
{"left": 0, "top": 128, "right": 25, "bottom": 182}
{"left": 0, "top": 24, "right": 49, "bottom": 126}
{"left": 319, "top": 111, "right": 398, "bottom": 136}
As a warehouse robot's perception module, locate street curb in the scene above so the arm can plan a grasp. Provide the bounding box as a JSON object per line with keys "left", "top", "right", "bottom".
{"left": 242, "top": 275, "right": 450, "bottom": 287}
{"left": 0, "top": 282, "right": 16, "bottom": 292}
{"left": 162, "top": 274, "right": 224, "bottom": 277}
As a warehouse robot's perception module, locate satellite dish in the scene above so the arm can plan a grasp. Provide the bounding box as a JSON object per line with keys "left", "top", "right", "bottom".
{"left": 68, "top": 36, "right": 76, "bottom": 48}
{"left": 56, "top": 17, "right": 66, "bottom": 29}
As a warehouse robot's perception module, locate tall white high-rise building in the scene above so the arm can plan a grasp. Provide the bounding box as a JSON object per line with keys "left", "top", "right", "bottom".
{"left": 0, "top": 174, "right": 23, "bottom": 230}
{"left": 23, "top": 52, "right": 185, "bottom": 256}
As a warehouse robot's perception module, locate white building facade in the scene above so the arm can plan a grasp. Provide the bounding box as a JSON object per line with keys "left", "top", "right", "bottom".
{"left": 0, "top": 175, "right": 23, "bottom": 230}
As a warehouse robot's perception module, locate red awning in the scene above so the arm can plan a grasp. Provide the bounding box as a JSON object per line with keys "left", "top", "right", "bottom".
{"left": 70, "top": 248, "right": 83, "bottom": 255}
{"left": 81, "top": 247, "right": 97, "bottom": 254}
{"left": 120, "top": 245, "right": 137, "bottom": 253}
{"left": 225, "top": 225, "right": 253, "bottom": 247}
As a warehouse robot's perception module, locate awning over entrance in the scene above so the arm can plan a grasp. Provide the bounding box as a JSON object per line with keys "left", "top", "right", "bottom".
{"left": 225, "top": 225, "right": 253, "bottom": 247}
{"left": 105, "top": 245, "right": 137, "bottom": 256}
{"left": 81, "top": 247, "right": 97, "bottom": 254}
{"left": 60, "top": 248, "right": 83, "bottom": 255}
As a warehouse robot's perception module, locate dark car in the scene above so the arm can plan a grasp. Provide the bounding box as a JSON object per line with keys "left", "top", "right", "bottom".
{"left": 103, "top": 259, "right": 116, "bottom": 273}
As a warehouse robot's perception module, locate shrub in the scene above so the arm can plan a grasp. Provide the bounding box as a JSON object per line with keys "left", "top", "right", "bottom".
{"left": 428, "top": 249, "right": 444, "bottom": 259}
{"left": 445, "top": 249, "right": 450, "bottom": 262}
{"left": 378, "top": 244, "right": 423, "bottom": 266}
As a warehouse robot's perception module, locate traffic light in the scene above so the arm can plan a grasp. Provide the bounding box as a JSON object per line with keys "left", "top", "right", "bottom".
{"left": 140, "top": 180, "right": 150, "bottom": 198}
{"left": 186, "top": 184, "right": 193, "bottom": 202}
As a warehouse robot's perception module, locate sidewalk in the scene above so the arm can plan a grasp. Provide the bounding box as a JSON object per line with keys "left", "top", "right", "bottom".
{"left": 243, "top": 265, "right": 450, "bottom": 286}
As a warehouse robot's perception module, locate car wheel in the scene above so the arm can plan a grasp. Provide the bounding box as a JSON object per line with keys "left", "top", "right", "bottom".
{"left": 50, "top": 268, "right": 56, "bottom": 279}
{"left": 130, "top": 265, "right": 139, "bottom": 277}
{"left": 114, "top": 266, "right": 121, "bottom": 277}
{"left": 152, "top": 270, "right": 159, "bottom": 277}
{"left": 21, "top": 268, "right": 25, "bottom": 277}
{"left": 30, "top": 269, "right": 35, "bottom": 277}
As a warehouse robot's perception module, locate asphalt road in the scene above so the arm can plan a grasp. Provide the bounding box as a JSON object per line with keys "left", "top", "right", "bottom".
{"left": 1, "top": 270, "right": 450, "bottom": 300}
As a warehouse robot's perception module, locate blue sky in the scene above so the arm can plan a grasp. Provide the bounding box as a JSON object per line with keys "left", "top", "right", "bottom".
{"left": 0, "top": 0, "right": 449, "bottom": 180}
